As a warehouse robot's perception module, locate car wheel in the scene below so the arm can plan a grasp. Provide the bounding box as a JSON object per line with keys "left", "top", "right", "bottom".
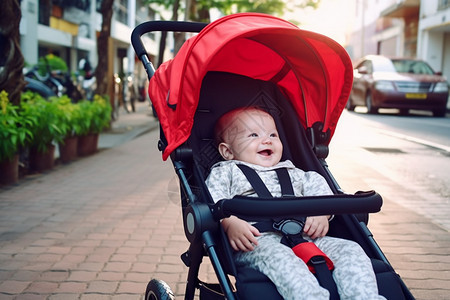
{"left": 346, "top": 97, "right": 356, "bottom": 111}
{"left": 145, "top": 279, "right": 175, "bottom": 300}
{"left": 365, "top": 92, "right": 378, "bottom": 114}
{"left": 433, "top": 107, "right": 446, "bottom": 117}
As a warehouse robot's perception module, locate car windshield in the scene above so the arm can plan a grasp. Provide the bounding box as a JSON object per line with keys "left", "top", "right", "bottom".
{"left": 370, "top": 57, "right": 397, "bottom": 72}
{"left": 391, "top": 59, "right": 435, "bottom": 75}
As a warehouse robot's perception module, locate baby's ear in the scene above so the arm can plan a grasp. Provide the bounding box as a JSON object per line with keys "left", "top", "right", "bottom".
{"left": 218, "top": 143, "right": 234, "bottom": 160}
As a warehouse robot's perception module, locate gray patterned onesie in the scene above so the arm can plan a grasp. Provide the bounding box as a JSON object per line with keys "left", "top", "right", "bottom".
{"left": 205, "top": 160, "right": 385, "bottom": 300}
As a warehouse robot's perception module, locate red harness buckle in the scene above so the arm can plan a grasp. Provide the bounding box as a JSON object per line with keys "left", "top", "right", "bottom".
{"left": 292, "top": 242, "right": 334, "bottom": 273}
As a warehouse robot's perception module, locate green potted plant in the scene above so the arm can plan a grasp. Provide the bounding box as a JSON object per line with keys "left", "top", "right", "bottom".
{"left": 20, "top": 91, "right": 64, "bottom": 172}
{"left": 90, "top": 94, "right": 112, "bottom": 133}
{"left": 76, "top": 99, "right": 96, "bottom": 156}
{"left": 77, "top": 95, "right": 112, "bottom": 156}
{"left": 52, "top": 96, "right": 83, "bottom": 163}
{"left": 0, "top": 90, "right": 34, "bottom": 184}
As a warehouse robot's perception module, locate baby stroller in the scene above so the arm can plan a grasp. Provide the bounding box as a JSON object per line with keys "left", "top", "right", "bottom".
{"left": 132, "top": 13, "right": 414, "bottom": 300}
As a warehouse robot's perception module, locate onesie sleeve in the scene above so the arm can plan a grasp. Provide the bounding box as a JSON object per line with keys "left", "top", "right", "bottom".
{"left": 205, "top": 164, "right": 232, "bottom": 203}
{"left": 301, "top": 171, "right": 333, "bottom": 197}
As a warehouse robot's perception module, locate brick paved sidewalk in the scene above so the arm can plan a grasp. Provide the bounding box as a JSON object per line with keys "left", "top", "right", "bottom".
{"left": 0, "top": 129, "right": 187, "bottom": 299}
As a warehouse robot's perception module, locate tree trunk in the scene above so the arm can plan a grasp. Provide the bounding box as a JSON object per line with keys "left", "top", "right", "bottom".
{"left": 95, "top": 0, "right": 114, "bottom": 96}
{"left": 172, "top": 0, "right": 186, "bottom": 56}
{"left": 157, "top": 0, "right": 183, "bottom": 64}
{"left": 157, "top": 31, "right": 167, "bottom": 67}
{"left": 0, "top": 0, "right": 25, "bottom": 105}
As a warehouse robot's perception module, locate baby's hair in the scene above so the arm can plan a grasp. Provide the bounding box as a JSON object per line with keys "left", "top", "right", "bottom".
{"left": 213, "top": 106, "right": 271, "bottom": 146}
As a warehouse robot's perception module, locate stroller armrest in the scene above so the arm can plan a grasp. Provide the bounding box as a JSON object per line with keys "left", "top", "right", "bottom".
{"left": 211, "top": 191, "right": 382, "bottom": 221}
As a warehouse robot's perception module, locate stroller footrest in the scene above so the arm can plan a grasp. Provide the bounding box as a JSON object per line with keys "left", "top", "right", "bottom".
{"left": 235, "top": 267, "right": 283, "bottom": 300}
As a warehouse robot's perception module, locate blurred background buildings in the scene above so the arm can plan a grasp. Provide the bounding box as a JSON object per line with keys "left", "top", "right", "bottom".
{"left": 19, "top": 0, "right": 450, "bottom": 87}
{"left": 19, "top": 0, "right": 161, "bottom": 93}
{"left": 348, "top": 0, "right": 449, "bottom": 80}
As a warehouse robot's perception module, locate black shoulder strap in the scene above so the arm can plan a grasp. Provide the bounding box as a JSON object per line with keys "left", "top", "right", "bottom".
{"left": 236, "top": 164, "right": 272, "bottom": 198}
{"left": 274, "top": 168, "right": 295, "bottom": 197}
{"left": 236, "top": 164, "right": 295, "bottom": 198}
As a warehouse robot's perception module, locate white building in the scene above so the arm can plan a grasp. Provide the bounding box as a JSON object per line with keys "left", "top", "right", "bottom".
{"left": 348, "top": 0, "right": 420, "bottom": 60}
{"left": 417, "top": 0, "right": 450, "bottom": 80}
{"left": 348, "top": 0, "right": 450, "bottom": 82}
{"left": 19, "top": 0, "right": 160, "bottom": 79}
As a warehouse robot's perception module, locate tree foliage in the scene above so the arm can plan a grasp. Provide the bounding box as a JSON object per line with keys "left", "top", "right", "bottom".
{"left": 144, "top": 0, "right": 320, "bottom": 22}
{"left": 143, "top": 0, "right": 320, "bottom": 62}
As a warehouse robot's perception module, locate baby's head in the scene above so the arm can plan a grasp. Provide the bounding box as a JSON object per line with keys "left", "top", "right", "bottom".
{"left": 214, "top": 107, "right": 283, "bottom": 167}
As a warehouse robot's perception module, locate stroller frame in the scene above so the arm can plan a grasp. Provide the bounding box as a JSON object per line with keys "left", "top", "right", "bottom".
{"left": 132, "top": 15, "right": 415, "bottom": 300}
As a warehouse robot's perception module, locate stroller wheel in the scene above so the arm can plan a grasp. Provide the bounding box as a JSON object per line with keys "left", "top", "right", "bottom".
{"left": 145, "top": 279, "right": 175, "bottom": 300}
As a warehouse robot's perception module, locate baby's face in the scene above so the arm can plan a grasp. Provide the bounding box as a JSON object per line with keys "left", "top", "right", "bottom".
{"left": 219, "top": 109, "right": 283, "bottom": 167}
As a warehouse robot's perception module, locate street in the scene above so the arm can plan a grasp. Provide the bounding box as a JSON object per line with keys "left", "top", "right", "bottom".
{"left": 328, "top": 109, "right": 450, "bottom": 231}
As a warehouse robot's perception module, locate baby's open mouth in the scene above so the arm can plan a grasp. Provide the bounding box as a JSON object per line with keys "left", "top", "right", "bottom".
{"left": 258, "top": 149, "right": 273, "bottom": 156}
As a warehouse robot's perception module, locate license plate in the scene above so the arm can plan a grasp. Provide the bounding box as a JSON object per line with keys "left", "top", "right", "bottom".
{"left": 405, "top": 93, "right": 427, "bottom": 99}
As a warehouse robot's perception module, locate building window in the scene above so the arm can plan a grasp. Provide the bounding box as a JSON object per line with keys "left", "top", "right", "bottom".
{"left": 438, "top": 0, "right": 450, "bottom": 10}
{"left": 115, "top": 0, "right": 128, "bottom": 24}
{"left": 53, "top": 0, "right": 91, "bottom": 11}
{"left": 38, "top": 0, "right": 51, "bottom": 25}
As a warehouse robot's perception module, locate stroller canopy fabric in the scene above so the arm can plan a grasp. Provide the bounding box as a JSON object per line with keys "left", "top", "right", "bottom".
{"left": 149, "top": 13, "right": 353, "bottom": 160}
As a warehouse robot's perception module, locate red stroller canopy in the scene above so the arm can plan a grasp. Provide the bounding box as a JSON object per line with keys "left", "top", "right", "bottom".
{"left": 148, "top": 13, "right": 353, "bottom": 160}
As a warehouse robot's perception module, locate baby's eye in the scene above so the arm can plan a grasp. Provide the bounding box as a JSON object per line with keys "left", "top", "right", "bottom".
{"left": 270, "top": 133, "right": 278, "bottom": 138}
{"left": 249, "top": 133, "right": 258, "bottom": 137}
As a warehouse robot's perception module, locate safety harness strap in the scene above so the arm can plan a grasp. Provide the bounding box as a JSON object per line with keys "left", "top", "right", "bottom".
{"left": 236, "top": 164, "right": 297, "bottom": 198}
{"left": 274, "top": 168, "right": 295, "bottom": 197}
{"left": 236, "top": 164, "right": 339, "bottom": 299}
{"left": 236, "top": 164, "right": 273, "bottom": 198}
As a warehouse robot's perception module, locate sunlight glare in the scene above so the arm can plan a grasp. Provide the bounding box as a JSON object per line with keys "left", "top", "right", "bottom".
{"left": 285, "top": 0, "right": 356, "bottom": 45}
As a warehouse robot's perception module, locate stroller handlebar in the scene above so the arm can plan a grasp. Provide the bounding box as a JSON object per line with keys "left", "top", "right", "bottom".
{"left": 131, "top": 20, "right": 207, "bottom": 59}
{"left": 131, "top": 21, "right": 207, "bottom": 80}
{"left": 212, "top": 191, "right": 382, "bottom": 220}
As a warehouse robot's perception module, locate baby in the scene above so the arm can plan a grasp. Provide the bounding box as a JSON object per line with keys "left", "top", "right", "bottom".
{"left": 205, "top": 107, "right": 385, "bottom": 300}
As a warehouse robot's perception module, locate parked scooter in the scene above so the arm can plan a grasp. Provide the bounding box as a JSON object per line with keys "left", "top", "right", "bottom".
{"left": 51, "top": 69, "right": 83, "bottom": 101}
{"left": 25, "top": 65, "right": 64, "bottom": 97}
{"left": 24, "top": 77, "right": 56, "bottom": 98}
{"left": 122, "top": 73, "right": 137, "bottom": 113}
{"left": 77, "top": 58, "right": 96, "bottom": 101}
{"left": 24, "top": 60, "right": 83, "bottom": 101}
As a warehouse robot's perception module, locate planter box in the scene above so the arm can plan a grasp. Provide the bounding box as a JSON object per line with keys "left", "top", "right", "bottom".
{"left": 29, "top": 144, "right": 55, "bottom": 172}
{"left": 77, "top": 133, "right": 99, "bottom": 156}
{"left": 59, "top": 136, "right": 78, "bottom": 163}
{"left": 0, "top": 155, "right": 19, "bottom": 185}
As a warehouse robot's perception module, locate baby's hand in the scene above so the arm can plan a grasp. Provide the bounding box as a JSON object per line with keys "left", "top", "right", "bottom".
{"left": 303, "top": 216, "right": 329, "bottom": 239}
{"left": 222, "top": 216, "right": 261, "bottom": 252}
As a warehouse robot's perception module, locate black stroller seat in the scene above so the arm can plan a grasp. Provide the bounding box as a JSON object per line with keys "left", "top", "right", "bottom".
{"left": 187, "top": 71, "right": 411, "bottom": 300}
